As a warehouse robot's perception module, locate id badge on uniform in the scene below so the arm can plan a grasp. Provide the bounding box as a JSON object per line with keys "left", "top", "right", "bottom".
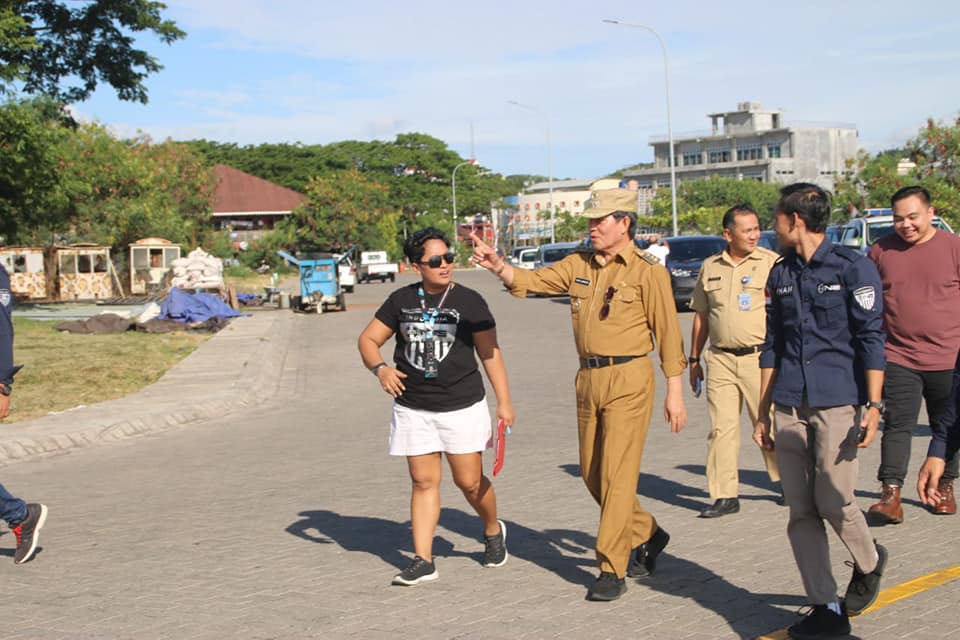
{"left": 738, "top": 292, "right": 751, "bottom": 311}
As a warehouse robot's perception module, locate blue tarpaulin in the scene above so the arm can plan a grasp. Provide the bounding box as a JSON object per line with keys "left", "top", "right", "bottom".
{"left": 159, "top": 288, "right": 244, "bottom": 323}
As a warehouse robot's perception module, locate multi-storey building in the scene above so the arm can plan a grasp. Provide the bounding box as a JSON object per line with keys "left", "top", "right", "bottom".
{"left": 623, "top": 101, "right": 858, "bottom": 213}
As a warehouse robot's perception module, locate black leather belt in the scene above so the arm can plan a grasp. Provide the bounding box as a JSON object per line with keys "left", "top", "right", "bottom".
{"left": 580, "top": 355, "right": 637, "bottom": 369}
{"left": 715, "top": 345, "right": 762, "bottom": 356}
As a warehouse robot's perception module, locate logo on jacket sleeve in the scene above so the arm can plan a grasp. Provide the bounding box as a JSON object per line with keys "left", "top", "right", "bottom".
{"left": 0, "top": 289, "right": 10, "bottom": 307}
{"left": 853, "top": 286, "right": 876, "bottom": 311}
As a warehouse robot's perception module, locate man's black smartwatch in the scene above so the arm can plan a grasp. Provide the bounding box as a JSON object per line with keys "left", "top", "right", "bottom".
{"left": 0, "top": 384, "right": 10, "bottom": 396}
{"left": 865, "top": 400, "right": 884, "bottom": 412}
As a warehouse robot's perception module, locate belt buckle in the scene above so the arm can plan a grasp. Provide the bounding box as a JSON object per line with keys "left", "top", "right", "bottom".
{"left": 585, "top": 356, "right": 601, "bottom": 368}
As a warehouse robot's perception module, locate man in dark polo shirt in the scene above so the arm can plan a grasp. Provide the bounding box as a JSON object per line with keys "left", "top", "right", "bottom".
{"left": 867, "top": 185, "right": 960, "bottom": 521}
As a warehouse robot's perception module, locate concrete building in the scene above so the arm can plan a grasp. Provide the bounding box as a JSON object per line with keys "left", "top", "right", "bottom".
{"left": 514, "top": 177, "right": 621, "bottom": 240}
{"left": 623, "top": 101, "right": 858, "bottom": 212}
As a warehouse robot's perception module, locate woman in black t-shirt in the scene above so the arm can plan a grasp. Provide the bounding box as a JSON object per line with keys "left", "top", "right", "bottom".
{"left": 359, "top": 228, "right": 515, "bottom": 587}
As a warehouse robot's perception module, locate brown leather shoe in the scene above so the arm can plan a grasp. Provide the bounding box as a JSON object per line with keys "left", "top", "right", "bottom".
{"left": 933, "top": 481, "right": 956, "bottom": 515}
{"left": 868, "top": 484, "right": 903, "bottom": 524}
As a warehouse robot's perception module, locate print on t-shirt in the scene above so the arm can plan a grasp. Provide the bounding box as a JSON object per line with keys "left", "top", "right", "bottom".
{"left": 399, "top": 307, "right": 461, "bottom": 372}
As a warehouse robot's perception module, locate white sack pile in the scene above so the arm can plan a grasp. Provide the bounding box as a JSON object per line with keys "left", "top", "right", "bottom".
{"left": 169, "top": 248, "right": 224, "bottom": 289}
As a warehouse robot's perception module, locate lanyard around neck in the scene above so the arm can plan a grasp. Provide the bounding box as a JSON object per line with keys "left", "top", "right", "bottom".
{"left": 418, "top": 283, "right": 452, "bottom": 323}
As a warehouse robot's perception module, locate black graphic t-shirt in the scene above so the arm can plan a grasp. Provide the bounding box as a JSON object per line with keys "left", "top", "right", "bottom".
{"left": 375, "top": 282, "right": 495, "bottom": 411}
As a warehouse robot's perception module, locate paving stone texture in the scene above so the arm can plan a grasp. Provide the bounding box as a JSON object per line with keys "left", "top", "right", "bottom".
{"left": 1, "top": 270, "right": 957, "bottom": 639}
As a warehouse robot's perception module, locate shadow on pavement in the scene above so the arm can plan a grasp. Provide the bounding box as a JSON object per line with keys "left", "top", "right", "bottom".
{"left": 675, "top": 463, "right": 783, "bottom": 505}
{"left": 286, "top": 510, "right": 471, "bottom": 570}
{"left": 438, "top": 507, "right": 597, "bottom": 587}
{"left": 638, "top": 554, "right": 823, "bottom": 640}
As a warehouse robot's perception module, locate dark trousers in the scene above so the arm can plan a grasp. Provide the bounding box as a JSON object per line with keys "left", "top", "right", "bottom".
{"left": 879, "top": 362, "right": 959, "bottom": 485}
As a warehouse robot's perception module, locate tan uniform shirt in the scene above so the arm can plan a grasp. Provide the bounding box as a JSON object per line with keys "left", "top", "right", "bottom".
{"left": 689, "top": 246, "right": 778, "bottom": 349}
{"left": 509, "top": 244, "right": 687, "bottom": 378}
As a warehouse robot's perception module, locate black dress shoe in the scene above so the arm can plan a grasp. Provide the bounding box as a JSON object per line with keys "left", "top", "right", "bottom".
{"left": 586, "top": 571, "right": 626, "bottom": 601}
{"left": 699, "top": 498, "right": 740, "bottom": 518}
{"left": 627, "top": 526, "right": 670, "bottom": 578}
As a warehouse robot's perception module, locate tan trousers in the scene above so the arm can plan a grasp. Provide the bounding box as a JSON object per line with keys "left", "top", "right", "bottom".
{"left": 575, "top": 356, "right": 656, "bottom": 578}
{"left": 774, "top": 402, "right": 878, "bottom": 604}
{"left": 704, "top": 348, "right": 779, "bottom": 499}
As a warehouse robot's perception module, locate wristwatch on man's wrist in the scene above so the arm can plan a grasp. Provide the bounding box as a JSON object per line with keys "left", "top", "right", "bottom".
{"left": 865, "top": 400, "right": 884, "bottom": 412}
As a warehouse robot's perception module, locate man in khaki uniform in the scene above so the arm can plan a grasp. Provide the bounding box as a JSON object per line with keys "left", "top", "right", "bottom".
{"left": 689, "top": 205, "right": 780, "bottom": 518}
{"left": 470, "top": 188, "right": 687, "bottom": 602}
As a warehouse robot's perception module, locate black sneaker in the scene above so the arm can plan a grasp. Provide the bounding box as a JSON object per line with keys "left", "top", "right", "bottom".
{"left": 391, "top": 556, "right": 438, "bottom": 586}
{"left": 787, "top": 604, "right": 850, "bottom": 639}
{"left": 12, "top": 503, "right": 47, "bottom": 565}
{"left": 482, "top": 519, "right": 508, "bottom": 568}
{"left": 844, "top": 542, "right": 887, "bottom": 615}
{"left": 586, "top": 571, "right": 626, "bottom": 601}
{"left": 627, "top": 526, "right": 670, "bottom": 578}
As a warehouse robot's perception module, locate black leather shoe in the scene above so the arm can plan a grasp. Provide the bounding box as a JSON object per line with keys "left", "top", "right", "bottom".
{"left": 627, "top": 526, "right": 670, "bottom": 578}
{"left": 699, "top": 498, "right": 740, "bottom": 518}
{"left": 586, "top": 571, "right": 626, "bottom": 601}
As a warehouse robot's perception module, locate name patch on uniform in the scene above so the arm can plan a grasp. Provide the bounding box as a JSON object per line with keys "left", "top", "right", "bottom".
{"left": 708, "top": 276, "right": 721, "bottom": 282}
{"left": 575, "top": 277, "right": 591, "bottom": 286}
{"left": 738, "top": 293, "right": 751, "bottom": 311}
{"left": 853, "top": 286, "right": 876, "bottom": 311}
{"left": 817, "top": 283, "right": 841, "bottom": 294}
{"left": 776, "top": 285, "right": 794, "bottom": 296}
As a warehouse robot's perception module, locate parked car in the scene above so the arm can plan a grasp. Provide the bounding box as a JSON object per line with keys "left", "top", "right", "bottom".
{"left": 662, "top": 235, "right": 728, "bottom": 310}
{"left": 758, "top": 230, "right": 780, "bottom": 253}
{"left": 839, "top": 212, "right": 954, "bottom": 254}
{"left": 334, "top": 253, "right": 356, "bottom": 293}
{"left": 825, "top": 225, "right": 843, "bottom": 244}
{"left": 515, "top": 247, "right": 537, "bottom": 270}
{"left": 510, "top": 245, "right": 535, "bottom": 265}
{"left": 358, "top": 250, "right": 398, "bottom": 283}
{"left": 534, "top": 241, "right": 580, "bottom": 269}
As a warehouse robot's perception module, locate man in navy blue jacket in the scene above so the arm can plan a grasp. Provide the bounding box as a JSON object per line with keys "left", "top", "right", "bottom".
{"left": 1, "top": 263, "right": 48, "bottom": 564}
{"left": 753, "top": 184, "right": 887, "bottom": 640}
{"left": 918, "top": 351, "right": 960, "bottom": 505}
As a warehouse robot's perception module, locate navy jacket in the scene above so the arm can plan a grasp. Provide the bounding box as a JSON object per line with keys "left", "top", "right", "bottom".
{"left": 1, "top": 265, "right": 16, "bottom": 385}
{"left": 760, "top": 240, "right": 885, "bottom": 408}
{"left": 928, "top": 350, "right": 960, "bottom": 460}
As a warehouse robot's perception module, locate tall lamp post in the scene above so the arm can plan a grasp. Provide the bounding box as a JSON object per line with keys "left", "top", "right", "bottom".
{"left": 451, "top": 158, "right": 476, "bottom": 248}
{"left": 602, "top": 19, "right": 678, "bottom": 237}
{"left": 508, "top": 100, "right": 555, "bottom": 243}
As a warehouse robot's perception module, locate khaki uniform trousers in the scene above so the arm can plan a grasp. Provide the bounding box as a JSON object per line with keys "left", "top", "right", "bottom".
{"left": 575, "top": 355, "right": 656, "bottom": 578}
{"left": 704, "top": 348, "right": 779, "bottom": 500}
{"left": 774, "top": 402, "right": 878, "bottom": 604}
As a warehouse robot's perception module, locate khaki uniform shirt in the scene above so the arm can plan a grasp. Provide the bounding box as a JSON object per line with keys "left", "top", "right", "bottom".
{"left": 509, "top": 243, "right": 686, "bottom": 378}
{"left": 689, "top": 246, "right": 778, "bottom": 349}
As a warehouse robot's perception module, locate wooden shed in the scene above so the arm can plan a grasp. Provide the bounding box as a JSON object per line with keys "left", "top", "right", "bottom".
{"left": 0, "top": 246, "right": 47, "bottom": 299}
{"left": 129, "top": 238, "right": 181, "bottom": 294}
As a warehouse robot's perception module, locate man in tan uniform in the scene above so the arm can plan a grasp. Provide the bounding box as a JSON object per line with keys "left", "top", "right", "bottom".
{"left": 470, "top": 188, "right": 687, "bottom": 602}
{"left": 689, "top": 205, "right": 780, "bottom": 518}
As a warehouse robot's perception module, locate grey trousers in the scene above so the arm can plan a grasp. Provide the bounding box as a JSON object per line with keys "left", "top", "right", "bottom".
{"left": 774, "top": 402, "right": 878, "bottom": 604}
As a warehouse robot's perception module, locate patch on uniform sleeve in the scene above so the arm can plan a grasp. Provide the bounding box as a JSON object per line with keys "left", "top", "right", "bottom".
{"left": 0, "top": 289, "right": 10, "bottom": 307}
{"left": 764, "top": 287, "right": 771, "bottom": 306}
{"left": 853, "top": 286, "right": 876, "bottom": 311}
{"left": 636, "top": 249, "right": 659, "bottom": 264}
{"left": 575, "top": 277, "right": 591, "bottom": 286}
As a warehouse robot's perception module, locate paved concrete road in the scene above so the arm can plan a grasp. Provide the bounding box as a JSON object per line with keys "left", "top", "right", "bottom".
{"left": 2, "top": 270, "right": 957, "bottom": 639}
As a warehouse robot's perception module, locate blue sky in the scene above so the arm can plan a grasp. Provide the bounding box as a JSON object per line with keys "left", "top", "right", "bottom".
{"left": 75, "top": 0, "right": 960, "bottom": 180}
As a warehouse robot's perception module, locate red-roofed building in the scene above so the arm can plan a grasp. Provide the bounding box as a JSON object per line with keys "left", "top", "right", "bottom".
{"left": 212, "top": 164, "right": 307, "bottom": 241}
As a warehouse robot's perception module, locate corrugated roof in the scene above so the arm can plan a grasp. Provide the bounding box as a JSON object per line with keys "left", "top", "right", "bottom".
{"left": 213, "top": 164, "right": 307, "bottom": 214}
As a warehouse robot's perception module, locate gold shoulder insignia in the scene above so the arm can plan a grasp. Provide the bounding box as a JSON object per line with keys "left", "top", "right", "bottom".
{"left": 636, "top": 248, "right": 659, "bottom": 264}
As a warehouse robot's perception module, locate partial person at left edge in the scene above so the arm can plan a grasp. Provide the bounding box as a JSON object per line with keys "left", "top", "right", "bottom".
{"left": 0, "top": 263, "right": 49, "bottom": 565}
{"left": 357, "top": 228, "right": 515, "bottom": 587}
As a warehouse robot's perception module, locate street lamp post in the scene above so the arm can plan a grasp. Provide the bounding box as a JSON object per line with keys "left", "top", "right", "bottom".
{"left": 602, "top": 19, "right": 679, "bottom": 237}
{"left": 508, "top": 100, "right": 555, "bottom": 243}
{"left": 451, "top": 159, "right": 476, "bottom": 248}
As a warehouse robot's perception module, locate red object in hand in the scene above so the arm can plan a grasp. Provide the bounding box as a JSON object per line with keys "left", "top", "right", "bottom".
{"left": 493, "top": 419, "right": 507, "bottom": 477}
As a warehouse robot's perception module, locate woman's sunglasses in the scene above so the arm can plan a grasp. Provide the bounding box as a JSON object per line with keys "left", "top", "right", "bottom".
{"left": 419, "top": 252, "right": 456, "bottom": 268}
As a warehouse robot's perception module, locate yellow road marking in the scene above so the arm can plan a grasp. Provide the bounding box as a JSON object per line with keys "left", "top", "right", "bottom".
{"left": 757, "top": 565, "right": 960, "bottom": 640}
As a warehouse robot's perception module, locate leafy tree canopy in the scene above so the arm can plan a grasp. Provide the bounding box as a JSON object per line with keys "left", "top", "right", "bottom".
{"left": 0, "top": 0, "right": 184, "bottom": 104}
{"left": 647, "top": 175, "right": 781, "bottom": 234}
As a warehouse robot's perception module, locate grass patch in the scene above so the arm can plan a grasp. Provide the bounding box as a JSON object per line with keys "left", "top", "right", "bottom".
{"left": 4, "top": 318, "right": 210, "bottom": 424}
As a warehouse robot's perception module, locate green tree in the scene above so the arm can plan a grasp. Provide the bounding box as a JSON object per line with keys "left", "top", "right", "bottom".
{"left": 271, "top": 169, "right": 401, "bottom": 255}
{"left": 0, "top": 97, "right": 69, "bottom": 242}
{"left": 550, "top": 209, "right": 588, "bottom": 242}
{"left": 648, "top": 176, "right": 781, "bottom": 234}
{"left": 0, "top": 0, "right": 184, "bottom": 104}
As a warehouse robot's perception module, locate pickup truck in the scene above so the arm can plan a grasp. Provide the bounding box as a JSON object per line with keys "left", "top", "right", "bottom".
{"left": 358, "top": 251, "right": 398, "bottom": 283}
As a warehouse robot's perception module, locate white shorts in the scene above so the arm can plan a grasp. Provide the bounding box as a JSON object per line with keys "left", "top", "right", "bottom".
{"left": 389, "top": 399, "right": 492, "bottom": 457}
